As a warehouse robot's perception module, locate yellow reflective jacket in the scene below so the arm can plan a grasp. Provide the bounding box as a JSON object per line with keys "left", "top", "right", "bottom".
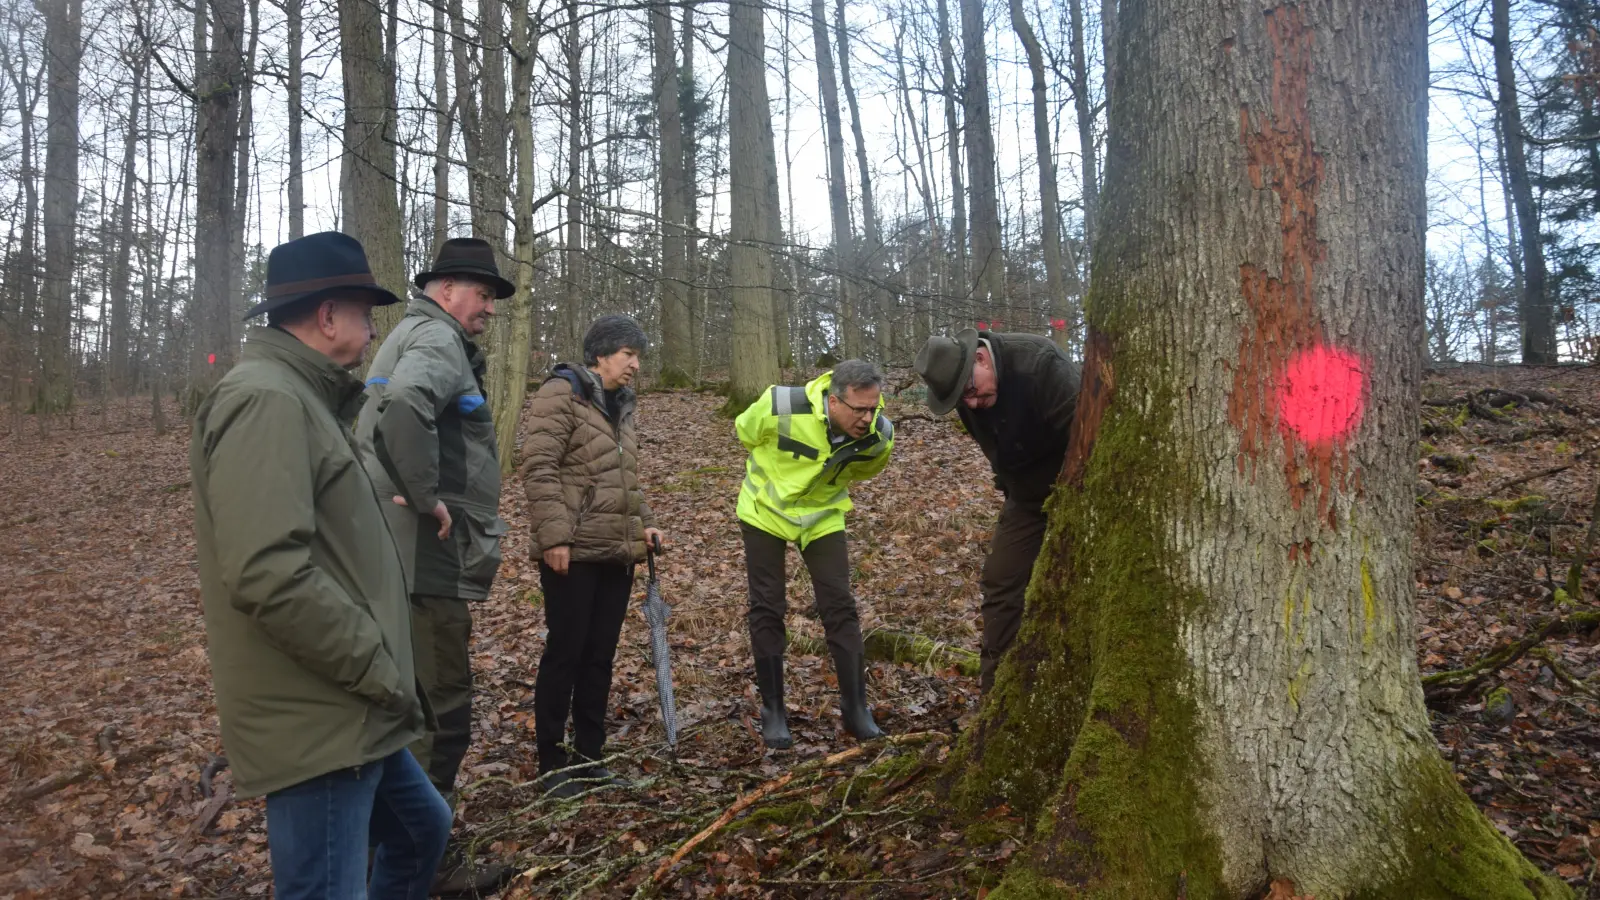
{"left": 735, "top": 371, "right": 894, "bottom": 547}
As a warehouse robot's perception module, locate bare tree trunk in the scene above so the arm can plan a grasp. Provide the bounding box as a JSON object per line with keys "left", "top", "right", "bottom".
{"left": 563, "top": 1, "right": 583, "bottom": 363}
{"left": 727, "top": 0, "right": 780, "bottom": 408}
{"left": 495, "top": 0, "right": 538, "bottom": 470}
{"left": 960, "top": 0, "right": 1002, "bottom": 307}
{"left": 653, "top": 1, "right": 694, "bottom": 385}
{"left": 952, "top": 2, "right": 1572, "bottom": 896}
{"left": 108, "top": 46, "right": 147, "bottom": 398}
{"left": 228, "top": 0, "right": 259, "bottom": 328}
{"left": 937, "top": 0, "right": 966, "bottom": 309}
{"left": 834, "top": 0, "right": 890, "bottom": 360}
{"left": 681, "top": 2, "right": 702, "bottom": 378}
{"left": 1100, "top": 0, "right": 1117, "bottom": 120}
{"left": 1010, "top": 0, "right": 1073, "bottom": 349}
{"left": 1490, "top": 0, "right": 1556, "bottom": 364}
{"left": 286, "top": 0, "right": 303, "bottom": 239}
{"left": 811, "top": 0, "right": 859, "bottom": 358}
{"left": 338, "top": 0, "right": 405, "bottom": 342}
{"left": 431, "top": 0, "right": 449, "bottom": 247}
{"left": 1, "top": 30, "right": 41, "bottom": 414}
{"left": 191, "top": 0, "right": 241, "bottom": 409}
{"left": 1068, "top": 0, "right": 1098, "bottom": 267}
{"left": 40, "top": 0, "right": 82, "bottom": 414}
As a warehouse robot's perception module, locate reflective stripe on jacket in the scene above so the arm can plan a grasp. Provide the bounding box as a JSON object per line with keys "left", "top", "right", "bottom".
{"left": 735, "top": 371, "right": 893, "bottom": 548}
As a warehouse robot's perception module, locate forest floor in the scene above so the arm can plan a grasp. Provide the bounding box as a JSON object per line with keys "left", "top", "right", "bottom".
{"left": 0, "top": 364, "right": 1597, "bottom": 899}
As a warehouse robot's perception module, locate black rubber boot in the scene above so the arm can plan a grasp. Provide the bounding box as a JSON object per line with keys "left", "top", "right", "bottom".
{"left": 832, "top": 650, "right": 884, "bottom": 740}
{"left": 754, "top": 655, "right": 794, "bottom": 749}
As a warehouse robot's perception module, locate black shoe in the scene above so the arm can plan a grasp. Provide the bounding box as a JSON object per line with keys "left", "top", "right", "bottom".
{"left": 754, "top": 655, "right": 794, "bottom": 750}
{"left": 832, "top": 650, "right": 885, "bottom": 741}
{"left": 579, "top": 765, "right": 633, "bottom": 789}
{"left": 430, "top": 853, "right": 511, "bottom": 897}
{"left": 542, "top": 770, "right": 584, "bottom": 800}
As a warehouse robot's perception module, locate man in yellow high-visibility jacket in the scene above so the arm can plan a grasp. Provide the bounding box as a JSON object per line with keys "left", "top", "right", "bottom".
{"left": 735, "top": 360, "right": 895, "bottom": 749}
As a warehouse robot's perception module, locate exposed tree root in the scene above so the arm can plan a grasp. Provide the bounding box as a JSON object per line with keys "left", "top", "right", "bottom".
{"left": 790, "top": 628, "right": 981, "bottom": 676}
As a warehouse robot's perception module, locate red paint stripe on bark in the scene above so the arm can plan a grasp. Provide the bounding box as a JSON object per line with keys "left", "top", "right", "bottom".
{"left": 1063, "top": 328, "right": 1114, "bottom": 489}
{"left": 1228, "top": 4, "right": 1359, "bottom": 528}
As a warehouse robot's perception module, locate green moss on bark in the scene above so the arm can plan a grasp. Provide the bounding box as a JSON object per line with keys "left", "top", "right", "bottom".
{"left": 1350, "top": 756, "right": 1572, "bottom": 900}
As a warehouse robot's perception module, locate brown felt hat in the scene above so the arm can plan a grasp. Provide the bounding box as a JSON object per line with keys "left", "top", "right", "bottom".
{"left": 413, "top": 237, "right": 515, "bottom": 299}
{"left": 914, "top": 328, "right": 980, "bottom": 415}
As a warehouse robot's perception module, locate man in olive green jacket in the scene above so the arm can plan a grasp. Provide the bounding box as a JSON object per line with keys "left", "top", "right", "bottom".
{"left": 356, "top": 237, "right": 512, "bottom": 893}
{"left": 191, "top": 232, "right": 450, "bottom": 900}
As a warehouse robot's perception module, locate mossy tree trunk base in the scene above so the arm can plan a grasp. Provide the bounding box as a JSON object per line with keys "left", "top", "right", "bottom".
{"left": 942, "top": 2, "right": 1571, "bottom": 898}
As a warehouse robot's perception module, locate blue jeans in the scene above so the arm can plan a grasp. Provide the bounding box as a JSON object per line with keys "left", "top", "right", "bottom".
{"left": 264, "top": 749, "right": 452, "bottom": 900}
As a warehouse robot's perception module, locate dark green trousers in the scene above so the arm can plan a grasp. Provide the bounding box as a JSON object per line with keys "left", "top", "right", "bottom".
{"left": 408, "top": 594, "right": 474, "bottom": 806}
{"left": 978, "top": 498, "right": 1049, "bottom": 692}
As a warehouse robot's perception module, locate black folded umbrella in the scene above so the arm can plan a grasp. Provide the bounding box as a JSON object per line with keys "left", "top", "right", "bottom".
{"left": 642, "top": 542, "right": 679, "bottom": 749}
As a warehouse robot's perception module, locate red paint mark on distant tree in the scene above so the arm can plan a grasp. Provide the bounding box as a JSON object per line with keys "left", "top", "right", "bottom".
{"left": 1277, "top": 346, "right": 1366, "bottom": 443}
{"left": 207, "top": 353, "right": 217, "bottom": 365}
{"left": 977, "top": 320, "right": 990, "bottom": 330}
{"left": 1050, "top": 318, "right": 1067, "bottom": 330}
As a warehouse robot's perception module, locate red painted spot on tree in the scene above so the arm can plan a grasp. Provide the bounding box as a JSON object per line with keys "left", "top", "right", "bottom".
{"left": 207, "top": 353, "right": 216, "bottom": 365}
{"left": 1050, "top": 318, "right": 1067, "bottom": 330}
{"left": 1277, "top": 346, "right": 1365, "bottom": 443}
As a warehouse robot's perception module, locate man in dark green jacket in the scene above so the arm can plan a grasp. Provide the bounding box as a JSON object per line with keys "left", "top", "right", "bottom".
{"left": 356, "top": 238, "right": 512, "bottom": 893}
{"left": 191, "top": 232, "right": 450, "bottom": 899}
{"left": 915, "top": 329, "right": 1081, "bottom": 693}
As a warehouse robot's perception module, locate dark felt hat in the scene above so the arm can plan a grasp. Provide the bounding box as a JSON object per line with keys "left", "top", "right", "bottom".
{"left": 245, "top": 231, "right": 402, "bottom": 319}
{"left": 914, "top": 328, "right": 981, "bottom": 415}
{"left": 413, "top": 237, "right": 515, "bottom": 299}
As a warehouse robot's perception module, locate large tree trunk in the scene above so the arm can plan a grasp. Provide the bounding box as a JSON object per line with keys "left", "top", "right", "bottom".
{"left": 811, "top": 0, "right": 860, "bottom": 359}
{"left": 894, "top": 13, "right": 940, "bottom": 350}
{"left": 228, "top": 0, "right": 258, "bottom": 332}
{"left": 654, "top": 2, "right": 694, "bottom": 385}
{"left": 960, "top": 0, "right": 1002, "bottom": 307}
{"left": 1009, "top": 0, "right": 1075, "bottom": 349}
{"left": 191, "top": 0, "right": 241, "bottom": 409}
{"left": 937, "top": 0, "right": 966, "bottom": 310}
{"left": 726, "top": 0, "right": 781, "bottom": 409}
{"left": 338, "top": 0, "right": 406, "bottom": 338}
{"left": 2, "top": 36, "right": 41, "bottom": 414}
{"left": 682, "top": 3, "right": 702, "bottom": 379}
{"left": 40, "top": 0, "right": 82, "bottom": 414}
{"left": 948, "top": 2, "right": 1572, "bottom": 897}
{"left": 1490, "top": 0, "right": 1557, "bottom": 365}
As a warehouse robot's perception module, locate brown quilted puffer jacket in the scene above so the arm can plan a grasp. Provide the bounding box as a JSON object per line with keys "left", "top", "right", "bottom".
{"left": 518, "top": 363, "right": 656, "bottom": 566}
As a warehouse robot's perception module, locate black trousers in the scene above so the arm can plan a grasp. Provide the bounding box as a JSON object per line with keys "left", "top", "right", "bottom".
{"left": 978, "top": 497, "right": 1049, "bottom": 692}
{"left": 535, "top": 560, "right": 633, "bottom": 771}
{"left": 741, "top": 522, "right": 864, "bottom": 661}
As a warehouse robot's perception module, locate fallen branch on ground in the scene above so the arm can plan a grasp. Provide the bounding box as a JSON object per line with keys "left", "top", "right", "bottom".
{"left": 790, "top": 629, "right": 980, "bottom": 677}
{"left": 1479, "top": 446, "right": 1597, "bottom": 499}
{"left": 1424, "top": 612, "right": 1600, "bottom": 706}
{"left": 10, "top": 729, "right": 169, "bottom": 804}
{"left": 650, "top": 732, "right": 946, "bottom": 885}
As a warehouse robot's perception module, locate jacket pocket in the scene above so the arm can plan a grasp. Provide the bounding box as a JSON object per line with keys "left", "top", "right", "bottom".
{"left": 460, "top": 512, "right": 508, "bottom": 593}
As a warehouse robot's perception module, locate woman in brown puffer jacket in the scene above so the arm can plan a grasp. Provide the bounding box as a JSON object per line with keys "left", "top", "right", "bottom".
{"left": 518, "top": 315, "right": 667, "bottom": 798}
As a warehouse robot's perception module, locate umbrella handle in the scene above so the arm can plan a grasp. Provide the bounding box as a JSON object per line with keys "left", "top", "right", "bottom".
{"left": 646, "top": 542, "right": 658, "bottom": 582}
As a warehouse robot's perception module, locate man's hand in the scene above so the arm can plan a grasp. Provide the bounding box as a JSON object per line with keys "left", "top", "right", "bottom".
{"left": 543, "top": 544, "right": 571, "bottom": 575}
{"left": 643, "top": 527, "right": 668, "bottom": 552}
{"left": 392, "top": 495, "right": 452, "bottom": 540}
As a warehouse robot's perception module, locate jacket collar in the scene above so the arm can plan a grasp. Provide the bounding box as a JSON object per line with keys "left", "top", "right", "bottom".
{"left": 408, "top": 292, "right": 485, "bottom": 372}
{"left": 244, "top": 326, "right": 367, "bottom": 421}
{"left": 552, "top": 362, "right": 636, "bottom": 422}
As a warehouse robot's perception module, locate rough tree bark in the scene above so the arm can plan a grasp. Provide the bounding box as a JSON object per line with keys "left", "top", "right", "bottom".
{"left": 40, "top": 0, "right": 82, "bottom": 413}
{"left": 108, "top": 45, "right": 146, "bottom": 396}
{"left": 337, "top": 0, "right": 406, "bottom": 338}
{"left": 653, "top": 1, "right": 694, "bottom": 386}
{"left": 1490, "top": 0, "right": 1557, "bottom": 365}
{"left": 1067, "top": 0, "right": 1098, "bottom": 269}
{"left": 191, "top": 0, "right": 241, "bottom": 408}
{"left": 495, "top": 0, "right": 537, "bottom": 471}
{"left": 948, "top": 2, "right": 1572, "bottom": 897}
{"left": 960, "top": 0, "right": 1003, "bottom": 307}
{"left": 726, "top": 0, "right": 781, "bottom": 409}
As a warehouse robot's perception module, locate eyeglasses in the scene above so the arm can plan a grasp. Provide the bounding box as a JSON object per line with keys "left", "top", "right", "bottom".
{"left": 834, "top": 397, "right": 878, "bottom": 417}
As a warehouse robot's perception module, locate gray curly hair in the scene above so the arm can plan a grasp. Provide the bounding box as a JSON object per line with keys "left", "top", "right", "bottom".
{"left": 583, "top": 314, "right": 649, "bottom": 366}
